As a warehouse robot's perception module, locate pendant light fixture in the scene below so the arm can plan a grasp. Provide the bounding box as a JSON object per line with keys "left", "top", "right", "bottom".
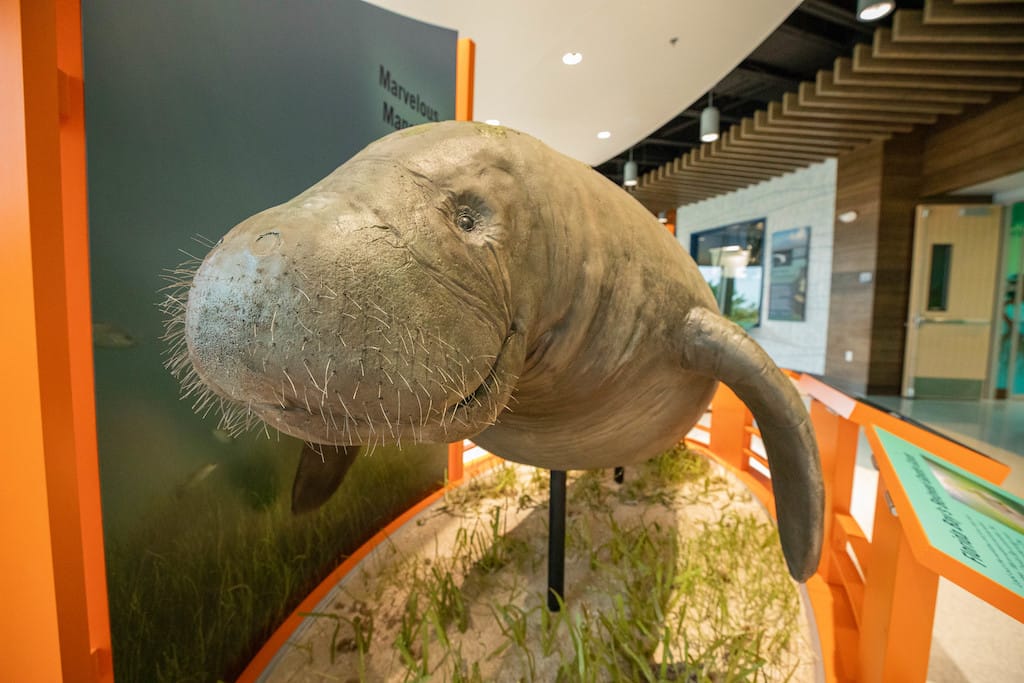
{"left": 623, "top": 148, "right": 638, "bottom": 187}
{"left": 700, "top": 92, "right": 719, "bottom": 143}
{"left": 856, "top": 0, "right": 894, "bottom": 22}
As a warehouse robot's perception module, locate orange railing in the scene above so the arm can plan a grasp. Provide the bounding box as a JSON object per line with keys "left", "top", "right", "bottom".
{"left": 687, "top": 374, "right": 1016, "bottom": 683}
{"left": 236, "top": 440, "right": 498, "bottom": 682}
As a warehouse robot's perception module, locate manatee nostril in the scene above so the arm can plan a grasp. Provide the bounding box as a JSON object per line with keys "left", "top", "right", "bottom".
{"left": 253, "top": 230, "right": 282, "bottom": 255}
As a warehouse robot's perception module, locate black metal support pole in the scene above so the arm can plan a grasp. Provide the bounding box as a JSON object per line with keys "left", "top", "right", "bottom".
{"left": 547, "top": 469, "right": 567, "bottom": 612}
{"left": 614, "top": 466, "right": 625, "bottom": 484}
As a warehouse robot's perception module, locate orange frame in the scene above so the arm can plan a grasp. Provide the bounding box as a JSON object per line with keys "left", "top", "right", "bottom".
{"left": 445, "top": 37, "right": 476, "bottom": 487}
{"left": 3, "top": 0, "right": 112, "bottom": 680}
{"left": 693, "top": 374, "right": 1015, "bottom": 683}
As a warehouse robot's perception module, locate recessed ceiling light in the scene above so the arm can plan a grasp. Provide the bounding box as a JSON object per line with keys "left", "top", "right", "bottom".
{"left": 484, "top": 119, "right": 501, "bottom": 126}
{"left": 837, "top": 210, "right": 859, "bottom": 224}
{"left": 562, "top": 52, "right": 583, "bottom": 66}
{"left": 597, "top": 131, "right": 611, "bottom": 139}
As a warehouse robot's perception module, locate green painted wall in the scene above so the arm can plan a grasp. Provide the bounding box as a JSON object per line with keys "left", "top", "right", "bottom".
{"left": 998, "top": 203, "right": 1024, "bottom": 394}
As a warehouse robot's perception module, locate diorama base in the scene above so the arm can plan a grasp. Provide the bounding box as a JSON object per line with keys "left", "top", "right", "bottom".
{"left": 259, "top": 447, "right": 817, "bottom": 682}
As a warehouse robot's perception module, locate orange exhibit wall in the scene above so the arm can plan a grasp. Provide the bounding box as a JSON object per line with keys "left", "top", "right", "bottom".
{"left": 2, "top": 0, "right": 112, "bottom": 680}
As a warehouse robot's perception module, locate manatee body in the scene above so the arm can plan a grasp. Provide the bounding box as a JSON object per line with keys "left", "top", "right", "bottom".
{"left": 169, "top": 121, "right": 823, "bottom": 580}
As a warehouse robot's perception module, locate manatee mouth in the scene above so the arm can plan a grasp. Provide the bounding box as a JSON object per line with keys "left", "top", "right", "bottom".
{"left": 246, "top": 323, "right": 520, "bottom": 445}
{"left": 165, "top": 235, "right": 522, "bottom": 445}
{"left": 450, "top": 324, "right": 517, "bottom": 416}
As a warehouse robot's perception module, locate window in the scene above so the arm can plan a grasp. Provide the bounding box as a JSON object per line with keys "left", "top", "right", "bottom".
{"left": 927, "top": 243, "right": 952, "bottom": 312}
{"left": 690, "top": 219, "right": 765, "bottom": 329}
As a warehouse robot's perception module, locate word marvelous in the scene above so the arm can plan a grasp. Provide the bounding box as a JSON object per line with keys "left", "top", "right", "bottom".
{"left": 380, "top": 65, "right": 442, "bottom": 131}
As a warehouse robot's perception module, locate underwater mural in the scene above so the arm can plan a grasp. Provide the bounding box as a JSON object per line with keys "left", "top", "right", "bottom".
{"left": 82, "top": 1, "right": 456, "bottom": 679}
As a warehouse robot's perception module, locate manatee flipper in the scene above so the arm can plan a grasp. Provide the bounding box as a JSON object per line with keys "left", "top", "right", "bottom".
{"left": 291, "top": 443, "right": 361, "bottom": 514}
{"left": 681, "top": 307, "right": 824, "bottom": 581}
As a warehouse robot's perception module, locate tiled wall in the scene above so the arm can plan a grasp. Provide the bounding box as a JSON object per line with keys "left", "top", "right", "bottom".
{"left": 675, "top": 160, "right": 837, "bottom": 374}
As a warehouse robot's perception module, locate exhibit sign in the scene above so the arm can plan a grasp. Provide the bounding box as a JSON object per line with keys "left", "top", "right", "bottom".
{"left": 874, "top": 428, "right": 1024, "bottom": 597}
{"left": 768, "top": 226, "right": 810, "bottom": 321}
{"left": 690, "top": 218, "right": 766, "bottom": 329}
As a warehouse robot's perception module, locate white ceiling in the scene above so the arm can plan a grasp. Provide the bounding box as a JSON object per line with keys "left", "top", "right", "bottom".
{"left": 368, "top": 0, "right": 803, "bottom": 166}
{"left": 954, "top": 170, "right": 1024, "bottom": 203}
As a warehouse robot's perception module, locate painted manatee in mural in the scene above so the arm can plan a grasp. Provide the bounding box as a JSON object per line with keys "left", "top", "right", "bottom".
{"left": 164, "top": 121, "right": 824, "bottom": 580}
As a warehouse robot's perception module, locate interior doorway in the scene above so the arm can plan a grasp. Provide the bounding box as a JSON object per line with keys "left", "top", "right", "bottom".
{"left": 902, "top": 204, "right": 1003, "bottom": 399}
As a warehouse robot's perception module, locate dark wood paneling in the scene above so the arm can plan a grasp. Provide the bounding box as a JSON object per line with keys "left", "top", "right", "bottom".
{"left": 832, "top": 212, "right": 882, "bottom": 272}
{"left": 870, "top": 133, "right": 924, "bottom": 393}
{"left": 922, "top": 93, "right": 1024, "bottom": 196}
{"left": 826, "top": 142, "right": 884, "bottom": 393}
{"left": 869, "top": 135, "right": 922, "bottom": 394}
{"left": 824, "top": 282, "right": 875, "bottom": 394}
{"left": 826, "top": 134, "right": 924, "bottom": 395}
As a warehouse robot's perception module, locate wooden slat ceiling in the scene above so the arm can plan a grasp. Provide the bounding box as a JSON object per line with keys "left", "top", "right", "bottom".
{"left": 630, "top": 0, "right": 1024, "bottom": 213}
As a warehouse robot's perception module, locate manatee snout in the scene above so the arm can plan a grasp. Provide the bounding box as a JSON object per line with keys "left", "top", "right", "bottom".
{"left": 177, "top": 197, "right": 521, "bottom": 448}
{"left": 184, "top": 217, "right": 304, "bottom": 407}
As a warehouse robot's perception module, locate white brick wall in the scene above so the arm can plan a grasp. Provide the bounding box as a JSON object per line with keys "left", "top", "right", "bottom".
{"left": 676, "top": 160, "right": 837, "bottom": 374}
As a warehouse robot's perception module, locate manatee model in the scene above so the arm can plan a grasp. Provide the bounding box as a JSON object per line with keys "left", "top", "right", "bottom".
{"left": 164, "top": 121, "right": 824, "bottom": 581}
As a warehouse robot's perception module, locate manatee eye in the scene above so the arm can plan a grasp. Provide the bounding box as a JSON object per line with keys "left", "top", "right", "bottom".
{"left": 456, "top": 208, "right": 478, "bottom": 232}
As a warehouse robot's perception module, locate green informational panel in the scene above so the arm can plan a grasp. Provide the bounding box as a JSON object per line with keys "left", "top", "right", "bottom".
{"left": 768, "top": 226, "right": 810, "bottom": 321}
{"left": 82, "top": 1, "right": 456, "bottom": 680}
{"left": 690, "top": 219, "right": 766, "bottom": 329}
{"left": 875, "top": 428, "right": 1024, "bottom": 596}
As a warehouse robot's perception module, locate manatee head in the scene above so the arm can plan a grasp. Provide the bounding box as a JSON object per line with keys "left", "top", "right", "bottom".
{"left": 164, "top": 122, "right": 556, "bottom": 447}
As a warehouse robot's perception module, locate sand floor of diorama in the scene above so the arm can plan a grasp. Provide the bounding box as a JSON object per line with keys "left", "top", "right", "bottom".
{"left": 260, "top": 454, "right": 819, "bottom": 683}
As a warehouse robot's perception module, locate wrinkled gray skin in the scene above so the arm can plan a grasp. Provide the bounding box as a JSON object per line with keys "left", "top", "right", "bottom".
{"left": 181, "top": 121, "right": 823, "bottom": 580}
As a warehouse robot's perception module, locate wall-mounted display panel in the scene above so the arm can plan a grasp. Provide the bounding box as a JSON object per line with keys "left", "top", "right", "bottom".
{"left": 82, "top": 2, "right": 456, "bottom": 679}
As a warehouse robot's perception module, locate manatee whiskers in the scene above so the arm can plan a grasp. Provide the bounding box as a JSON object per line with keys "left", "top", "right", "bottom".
{"left": 302, "top": 358, "right": 323, "bottom": 393}
{"left": 343, "top": 292, "right": 363, "bottom": 311}
{"left": 368, "top": 312, "right": 390, "bottom": 329}
{"left": 278, "top": 368, "right": 297, "bottom": 399}
{"left": 168, "top": 271, "right": 506, "bottom": 444}
{"left": 297, "top": 322, "right": 315, "bottom": 351}
{"left": 321, "top": 358, "right": 332, "bottom": 404}
{"left": 190, "top": 233, "right": 217, "bottom": 249}
{"left": 159, "top": 255, "right": 262, "bottom": 438}
{"left": 379, "top": 403, "right": 395, "bottom": 439}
